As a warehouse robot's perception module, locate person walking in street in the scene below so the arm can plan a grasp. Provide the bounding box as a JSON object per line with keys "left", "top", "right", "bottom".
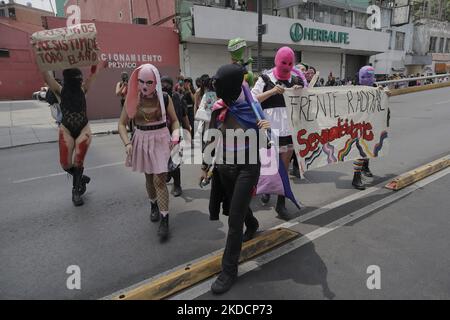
{"left": 201, "top": 63, "right": 270, "bottom": 294}
{"left": 161, "top": 75, "right": 191, "bottom": 197}
{"left": 118, "top": 64, "right": 180, "bottom": 240}
{"left": 41, "top": 63, "right": 105, "bottom": 207}
{"left": 251, "top": 46, "right": 304, "bottom": 220}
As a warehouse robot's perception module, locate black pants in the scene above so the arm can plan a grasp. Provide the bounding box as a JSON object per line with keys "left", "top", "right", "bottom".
{"left": 187, "top": 106, "right": 195, "bottom": 140}
{"left": 217, "top": 163, "right": 261, "bottom": 276}
{"left": 170, "top": 167, "right": 181, "bottom": 187}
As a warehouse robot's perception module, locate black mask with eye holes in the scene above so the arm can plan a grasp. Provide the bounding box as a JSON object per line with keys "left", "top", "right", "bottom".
{"left": 161, "top": 76, "right": 174, "bottom": 97}
{"left": 213, "top": 64, "right": 244, "bottom": 106}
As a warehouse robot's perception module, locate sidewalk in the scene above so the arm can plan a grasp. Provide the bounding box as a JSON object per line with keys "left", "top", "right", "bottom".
{"left": 0, "top": 100, "right": 119, "bottom": 149}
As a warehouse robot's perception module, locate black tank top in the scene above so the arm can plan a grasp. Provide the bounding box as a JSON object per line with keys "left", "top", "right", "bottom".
{"left": 260, "top": 74, "right": 301, "bottom": 110}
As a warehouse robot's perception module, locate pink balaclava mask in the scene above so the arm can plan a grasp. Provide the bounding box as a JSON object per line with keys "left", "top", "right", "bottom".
{"left": 273, "top": 47, "right": 295, "bottom": 81}
{"left": 138, "top": 65, "right": 157, "bottom": 97}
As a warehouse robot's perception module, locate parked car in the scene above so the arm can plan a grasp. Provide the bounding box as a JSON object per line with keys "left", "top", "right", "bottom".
{"left": 32, "top": 87, "right": 48, "bottom": 101}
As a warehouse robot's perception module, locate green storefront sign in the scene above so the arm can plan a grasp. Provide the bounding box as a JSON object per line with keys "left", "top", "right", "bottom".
{"left": 290, "top": 23, "right": 350, "bottom": 45}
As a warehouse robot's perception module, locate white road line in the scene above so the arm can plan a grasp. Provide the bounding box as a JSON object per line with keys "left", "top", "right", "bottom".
{"left": 271, "top": 182, "right": 386, "bottom": 230}
{"left": 12, "top": 162, "right": 124, "bottom": 184}
{"left": 436, "top": 100, "right": 450, "bottom": 105}
{"left": 104, "top": 180, "right": 386, "bottom": 300}
{"left": 170, "top": 167, "right": 450, "bottom": 300}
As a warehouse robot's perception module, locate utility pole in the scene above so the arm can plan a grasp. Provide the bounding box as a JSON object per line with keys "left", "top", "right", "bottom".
{"left": 257, "top": 0, "right": 263, "bottom": 72}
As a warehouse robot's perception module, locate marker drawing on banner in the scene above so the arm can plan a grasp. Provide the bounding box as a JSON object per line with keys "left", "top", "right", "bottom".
{"left": 285, "top": 86, "right": 390, "bottom": 173}
{"left": 31, "top": 23, "right": 100, "bottom": 71}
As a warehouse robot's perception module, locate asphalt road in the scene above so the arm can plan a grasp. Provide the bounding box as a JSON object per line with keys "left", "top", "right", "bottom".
{"left": 1, "top": 87, "right": 449, "bottom": 300}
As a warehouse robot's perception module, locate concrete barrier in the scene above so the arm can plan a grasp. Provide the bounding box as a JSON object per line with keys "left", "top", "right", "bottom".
{"left": 386, "top": 155, "right": 450, "bottom": 191}
{"left": 388, "top": 81, "right": 450, "bottom": 97}
{"left": 112, "top": 228, "right": 299, "bottom": 300}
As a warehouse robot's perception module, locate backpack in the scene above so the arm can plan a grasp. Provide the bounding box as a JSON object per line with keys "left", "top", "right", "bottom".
{"left": 45, "top": 90, "right": 59, "bottom": 105}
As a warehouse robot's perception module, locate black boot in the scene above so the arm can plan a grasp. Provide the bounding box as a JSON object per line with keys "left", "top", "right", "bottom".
{"left": 65, "top": 168, "right": 90, "bottom": 195}
{"left": 276, "top": 196, "right": 292, "bottom": 221}
{"left": 352, "top": 172, "right": 366, "bottom": 190}
{"left": 72, "top": 167, "right": 84, "bottom": 207}
{"left": 362, "top": 160, "right": 373, "bottom": 178}
{"left": 291, "top": 166, "right": 301, "bottom": 179}
{"left": 172, "top": 168, "right": 182, "bottom": 197}
{"left": 261, "top": 194, "right": 271, "bottom": 206}
{"left": 243, "top": 215, "right": 259, "bottom": 243}
{"left": 211, "top": 272, "right": 237, "bottom": 295}
{"left": 150, "top": 201, "right": 160, "bottom": 222}
{"left": 158, "top": 214, "right": 169, "bottom": 239}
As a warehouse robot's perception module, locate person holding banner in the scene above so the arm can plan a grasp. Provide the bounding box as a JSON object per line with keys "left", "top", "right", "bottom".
{"left": 251, "top": 46, "right": 304, "bottom": 220}
{"left": 352, "top": 65, "right": 376, "bottom": 190}
{"left": 41, "top": 64, "right": 104, "bottom": 207}
{"left": 201, "top": 64, "right": 271, "bottom": 294}
{"left": 118, "top": 64, "right": 180, "bottom": 240}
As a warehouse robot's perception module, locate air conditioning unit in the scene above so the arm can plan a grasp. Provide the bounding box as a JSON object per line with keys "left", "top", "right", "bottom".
{"left": 133, "top": 17, "right": 148, "bottom": 25}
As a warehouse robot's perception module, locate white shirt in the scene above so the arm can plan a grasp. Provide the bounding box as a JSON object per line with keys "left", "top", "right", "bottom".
{"left": 251, "top": 71, "right": 292, "bottom": 137}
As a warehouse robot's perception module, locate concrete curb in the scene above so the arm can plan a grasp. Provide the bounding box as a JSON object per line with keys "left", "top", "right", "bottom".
{"left": 110, "top": 228, "right": 299, "bottom": 300}
{"left": 388, "top": 81, "right": 450, "bottom": 97}
{"left": 385, "top": 155, "right": 450, "bottom": 191}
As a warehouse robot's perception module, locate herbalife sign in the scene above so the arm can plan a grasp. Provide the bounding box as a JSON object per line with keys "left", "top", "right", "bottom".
{"left": 290, "top": 23, "right": 350, "bottom": 44}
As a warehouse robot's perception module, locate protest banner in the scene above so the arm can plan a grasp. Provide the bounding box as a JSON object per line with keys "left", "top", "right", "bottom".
{"left": 31, "top": 23, "right": 100, "bottom": 71}
{"left": 285, "top": 86, "right": 390, "bottom": 173}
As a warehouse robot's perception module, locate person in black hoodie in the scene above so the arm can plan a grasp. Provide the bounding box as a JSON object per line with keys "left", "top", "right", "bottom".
{"left": 201, "top": 64, "right": 270, "bottom": 294}
{"left": 161, "top": 76, "right": 191, "bottom": 197}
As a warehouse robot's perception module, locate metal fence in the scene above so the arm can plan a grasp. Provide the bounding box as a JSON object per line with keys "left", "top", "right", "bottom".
{"left": 376, "top": 73, "right": 450, "bottom": 89}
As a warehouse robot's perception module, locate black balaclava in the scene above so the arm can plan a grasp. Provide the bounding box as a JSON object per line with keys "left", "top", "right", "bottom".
{"left": 61, "top": 68, "right": 85, "bottom": 112}
{"left": 121, "top": 72, "right": 129, "bottom": 82}
{"left": 213, "top": 64, "right": 244, "bottom": 106}
{"left": 63, "top": 68, "right": 83, "bottom": 89}
{"left": 161, "top": 76, "right": 174, "bottom": 97}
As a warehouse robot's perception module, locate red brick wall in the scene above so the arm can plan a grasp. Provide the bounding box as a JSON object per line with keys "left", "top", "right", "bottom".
{"left": 14, "top": 6, "right": 47, "bottom": 26}
{"left": 45, "top": 17, "right": 180, "bottom": 120}
{"left": 0, "top": 24, "right": 44, "bottom": 100}
{"left": 64, "top": 0, "right": 175, "bottom": 27}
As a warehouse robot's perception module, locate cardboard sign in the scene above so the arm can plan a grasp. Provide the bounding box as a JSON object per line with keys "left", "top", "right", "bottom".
{"left": 31, "top": 23, "right": 100, "bottom": 71}
{"left": 285, "top": 86, "right": 390, "bottom": 173}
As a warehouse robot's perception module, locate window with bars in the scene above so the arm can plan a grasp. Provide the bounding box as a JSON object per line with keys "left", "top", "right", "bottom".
{"left": 429, "top": 37, "right": 437, "bottom": 53}
{"left": 395, "top": 32, "right": 405, "bottom": 50}
{"left": 438, "top": 37, "right": 445, "bottom": 53}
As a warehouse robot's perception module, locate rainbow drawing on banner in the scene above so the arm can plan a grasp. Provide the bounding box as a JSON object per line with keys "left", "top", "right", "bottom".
{"left": 356, "top": 139, "right": 368, "bottom": 158}
{"left": 322, "top": 143, "right": 337, "bottom": 164}
{"left": 306, "top": 147, "right": 323, "bottom": 169}
{"left": 374, "top": 131, "right": 388, "bottom": 157}
{"left": 360, "top": 139, "right": 374, "bottom": 158}
{"left": 338, "top": 138, "right": 358, "bottom": 161}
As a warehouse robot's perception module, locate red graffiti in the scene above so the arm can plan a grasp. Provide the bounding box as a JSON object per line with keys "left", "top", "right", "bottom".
{"left": 74, "top": 138, "right": 90, "bottom": 167}
{"left": 59, "top": 130, "right": 70, "bottom": 169}
{"left": 297, "top": 118, "right": 374, "bottom": 157}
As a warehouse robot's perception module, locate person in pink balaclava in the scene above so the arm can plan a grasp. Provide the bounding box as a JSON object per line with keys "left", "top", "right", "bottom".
{"left": 118, "top": 64, "right": 180, "bottom": 240}
{"left": 251, "top": 46, "right": 305, "bottom": 220}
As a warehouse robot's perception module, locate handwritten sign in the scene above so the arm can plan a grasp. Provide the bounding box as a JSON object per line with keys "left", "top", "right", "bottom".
{"left": 31, "top": 23, "right": 100, "bottom": 71}
{"left": 285, "top": 86, "right": 389, "bottom": 173}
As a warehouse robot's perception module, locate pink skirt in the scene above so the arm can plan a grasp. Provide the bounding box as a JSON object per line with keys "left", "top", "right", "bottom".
{"left": 126, "top": 127, "right": 171, "bottom": 174}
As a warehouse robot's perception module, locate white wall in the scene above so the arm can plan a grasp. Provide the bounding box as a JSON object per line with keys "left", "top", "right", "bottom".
{"left": 183, "top": 43, "right": 230, "bottom": 80}
{"left": 302, "top": 51, "right": 342, "bottom": 80}
{"left": 192, "top": 5, "right": 390, "bottom": 54}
